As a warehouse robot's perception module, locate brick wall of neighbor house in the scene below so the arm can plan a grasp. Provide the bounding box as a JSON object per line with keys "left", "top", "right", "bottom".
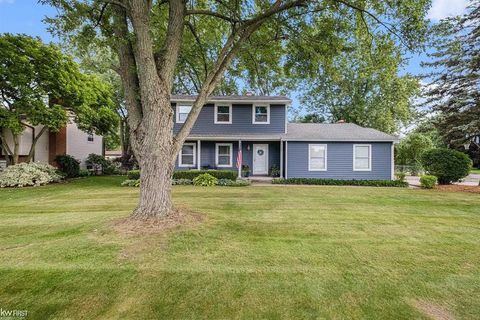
{"left": 49, "top": 126, "right": 67, "bottom": 165}
{"left": 172, "top": 103, "right": 286, "bottom": 135}
{"left": 175, "top": 141, "right": 281, "bottom": 173}
{"left": 286, "top": 142, "right": 393, "bottom": 180}
{"left": 66, "top": 122, "right": 103, "bottom": 168}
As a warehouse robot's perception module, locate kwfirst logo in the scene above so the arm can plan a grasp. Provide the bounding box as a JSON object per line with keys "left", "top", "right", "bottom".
{"left": 0, "top": 308, "right": 28, "bottom": 319}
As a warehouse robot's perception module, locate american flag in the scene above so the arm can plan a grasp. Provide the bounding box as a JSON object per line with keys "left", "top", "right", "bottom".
{"left": 236, "top": 149, "right": 242, "bottom": 169}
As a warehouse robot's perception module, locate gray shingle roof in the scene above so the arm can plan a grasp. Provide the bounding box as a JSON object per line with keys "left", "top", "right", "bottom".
{"left": 171, "top": 95, "right": 291, "bottom": 103}
{"left": 283, "top": 123, "right": 398, "bottom": 142}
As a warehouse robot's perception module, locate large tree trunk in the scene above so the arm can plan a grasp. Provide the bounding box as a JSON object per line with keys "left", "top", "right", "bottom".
{"left": 130, "top": 96, "right": 176, "bottom": 218}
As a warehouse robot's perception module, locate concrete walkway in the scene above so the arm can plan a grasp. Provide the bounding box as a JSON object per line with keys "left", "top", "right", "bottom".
{"left": 406, "top": 174, "right": 480, "bottom": 187}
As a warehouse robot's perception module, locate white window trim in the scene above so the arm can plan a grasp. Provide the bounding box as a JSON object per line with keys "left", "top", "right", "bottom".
{"left": 176, "top": 104, "right": 192, "bottom": 123}
{"left": 179, "top": 142, "right": 196, "bottom": 167}
{"left": 214, "top": 104, "right": 232, "bottom": 124}
{"left": 252, "top": 105, "right": 270, "bottom": 124}
{"left": 308, "top": 144, "right": 327, "bottom": 171}
{"left": 215, "top": 143, "right": 233, "bottom": 167}
{"left": 353, "top": 144, "right": 372, "bottom": 171}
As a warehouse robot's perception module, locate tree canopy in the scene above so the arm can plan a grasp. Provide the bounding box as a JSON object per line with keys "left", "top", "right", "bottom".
{"left": 0, "top": 34, "right": 118, "bottom": 163}
{"left": 422, "top": 0, "right": 480, "bottom": 147}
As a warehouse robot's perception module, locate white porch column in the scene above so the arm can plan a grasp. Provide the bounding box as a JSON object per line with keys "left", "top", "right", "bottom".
{"left": 238, "top": 140, "right": 242, "bottom": 178}
{"left": 280, "top": 140, "right": 284, "bottom": 178}
{"left": 285, "top": 141, "right": 288, "bottom": 179}
{"left": 197, "top": 140, "right": 201, "bottom": 170}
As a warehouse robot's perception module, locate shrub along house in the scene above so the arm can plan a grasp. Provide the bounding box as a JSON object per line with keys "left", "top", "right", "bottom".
{"left": 173, "top": 95, "right": 398, "bottom": 180}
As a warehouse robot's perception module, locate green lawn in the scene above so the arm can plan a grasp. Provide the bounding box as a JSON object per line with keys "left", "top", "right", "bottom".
{"left": 1, "top": 177, "right": 480, "bottom": 319}
{"left": 471, "top": 168, "right": 480, "bottom": 174}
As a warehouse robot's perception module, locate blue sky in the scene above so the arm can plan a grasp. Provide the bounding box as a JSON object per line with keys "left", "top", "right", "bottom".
{"left": 0, "top": 0, "right": 469, "bottom": 77}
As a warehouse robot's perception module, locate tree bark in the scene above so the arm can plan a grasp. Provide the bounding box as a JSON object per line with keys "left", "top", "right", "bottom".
{"left": 12, "top": 134, "right": 19, "bottom": 165}
{"left": 26, "top": 126, "right": 48, "bottom": 163}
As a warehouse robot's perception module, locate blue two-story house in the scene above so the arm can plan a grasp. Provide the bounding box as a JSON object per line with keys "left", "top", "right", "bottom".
{"left": 173, "top": 95, "right": 398, "bottom": 180}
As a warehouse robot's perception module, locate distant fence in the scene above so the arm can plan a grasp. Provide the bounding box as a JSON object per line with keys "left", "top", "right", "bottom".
{"left": 395, "top": 165, "right": 424, "bottom": 176}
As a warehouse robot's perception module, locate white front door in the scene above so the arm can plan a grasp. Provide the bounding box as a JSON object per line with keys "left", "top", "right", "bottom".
{"left": 253, "top": 144, "right": 268, "bottom": 175}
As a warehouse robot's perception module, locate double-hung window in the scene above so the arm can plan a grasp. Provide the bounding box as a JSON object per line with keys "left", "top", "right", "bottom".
{"left": 253, "top": 105, "right": 270, "bottom": 124}
{"left": 179, "top": 143, "right": 196, "bottom": 167}
{"left": 353, "top": 144, "right": 372, "bottom": 171}
{"left": 308, "top": 144, "right": 327, "bottom": 171}
{"left": 214, "top": 104, "right": 232, "bottom": 124}
{"left": 215, "top": 143, "right": 232, "bottom": 167}
{"left": 87, "top": 134, "right": 94, "bottom": 142}
{"left": 176, "top": 105, "right": 192, "bottom": 123}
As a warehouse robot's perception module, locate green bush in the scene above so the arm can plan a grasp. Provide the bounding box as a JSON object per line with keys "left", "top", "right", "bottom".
{"left": 127, "top": 170, "right": 140, "bottom": 180}
{"left": 193, "top": 173, "right": 218, "bottom": 186}
{"left": 172, "top": 178, "right": 193, "bottom": 185}
{"left": 78, "top": 169, "right": 91, "bottom": 177}
{"left": 0, "top": 163, "right": 63, "bottom": 188}
{"left": 174, "top": 170, "right": 237, "bottom": 181}
{"left": 217, "top": 178, "right": 251, "bottom": 186}
{"left": 269, "top": 165, "right": 280, "bottom": 177}
{"left": 121, "top": 179, "right": 140, "bottom": 187}
{"left": 395, "top": 172, "right": 406, "bottom": 181}
{"left": 86, "top": 153, "right": 118, "bottom": 175}
{"left": 420, "top": 175, "right": 437, "bottom": 189}
{"left": 272, "top": 178, "right": 409, "bottom": 187}
{"left": 421, "top": 148, "right": 472, "bottom": 184}
{"left": 55, "top": 154, "right": 80, "bottom": 178}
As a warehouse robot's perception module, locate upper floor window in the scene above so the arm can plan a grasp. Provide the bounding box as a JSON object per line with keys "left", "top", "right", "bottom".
{"left": 179, "top": 142, "right": 196, "bottom": 167}
{"left": 87, "top": 134, "right": 94, "bottom": 142}
{"left": 353, "top": 144, "right": 371, "bottom": 171}
{"left": 308, "top": 144, "right": 327, "bottom": 171}
{"left": 176, "top": 105, "right": 192, "bottom": 123}
{"left": 215, "top": 143, "right": 232, "bottom": 167}
{"left": 214, "top": 104, "right": 232, "bottom": 124}
{"left": 253, "top": 105, "right": 270, "bottom": 124}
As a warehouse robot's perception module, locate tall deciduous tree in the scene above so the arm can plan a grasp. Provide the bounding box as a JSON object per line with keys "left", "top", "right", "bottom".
{"left": 422, "top": 0, "right": 480, "bottom": 147}
{"left": 298, "top": 33, "right": 420, "bottom": 134}
{"left": 43, "top": 0, "right": 429, "bottom": 219}
{"left": 0, "top": 34, "right": 118, "bottom": 164}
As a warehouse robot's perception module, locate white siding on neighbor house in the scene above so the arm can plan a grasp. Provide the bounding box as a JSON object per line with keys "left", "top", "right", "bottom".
{"left": 1, "top": 125, "right": 49, "bottom": 162}
{"left": 66, "top": 122, "right": 102, "bottom": 168}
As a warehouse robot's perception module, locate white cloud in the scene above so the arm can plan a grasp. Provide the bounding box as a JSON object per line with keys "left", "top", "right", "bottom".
{"left": 428, "top": 0, "right": 468, "bottom": 20}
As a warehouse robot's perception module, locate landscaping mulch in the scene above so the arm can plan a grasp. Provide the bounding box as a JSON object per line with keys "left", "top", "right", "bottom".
{"left": 436, "top": 184, "right": 480, "bottom": 194}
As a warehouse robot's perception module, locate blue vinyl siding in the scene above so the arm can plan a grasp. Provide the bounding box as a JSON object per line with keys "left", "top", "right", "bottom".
{"left": 173, "top": 103, "right": 286, "bottom": 135}
{"left": 176, "top": 140, "right": 280, "bottom": 174}
{"left": 286, "top": 142, "right": 392, "bottom": 180}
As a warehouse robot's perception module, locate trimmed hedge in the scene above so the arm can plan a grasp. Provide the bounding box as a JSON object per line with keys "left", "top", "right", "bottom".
{"left": 127, "top": 169, "right": 237, "bottom": 181}
{"left": 420, "top": 175, "right": 437, "bottom": 189}
{"left": 272, "top": 178, "right": 409, "bottom": 187}
{"left": 173, "top": 170, "right": 237, "bottom": 181}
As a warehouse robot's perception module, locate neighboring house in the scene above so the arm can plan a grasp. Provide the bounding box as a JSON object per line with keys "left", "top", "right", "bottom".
{"left": 173, "top": 95, "right": 398, "bottom": 180}
{"left": 0, "top": 120, "right": 103, "bottom": 168}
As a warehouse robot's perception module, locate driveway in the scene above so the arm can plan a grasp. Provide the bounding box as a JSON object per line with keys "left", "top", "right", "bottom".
{"left": 407, "top": 174, "right": 480, "bottom": 187}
